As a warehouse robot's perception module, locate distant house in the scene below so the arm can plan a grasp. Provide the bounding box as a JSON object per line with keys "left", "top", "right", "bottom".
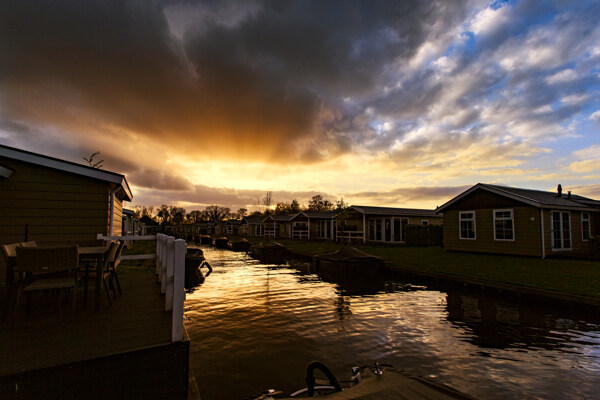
{"left": 122, "top": 208, "right": 141, "bottom": 236}
{"left": 262, "top": 215, "right": 293, "bottom": 238}
{"left": 223, "top": 219, "right": 242, "bottom": 236}
{"left": 289, "top": 211, "right": 337, "bottom": 240}
{"left": 338, "top": 205, "right": 442, "bottom": 244}
{"left": 0, "top": 144, "right": 132, "bottom": 246}
{"left": 241, "top": 216, "right": 264, "bottom": 237}
{"left": 435, "top": 183, "right": 600, "bottom": 258}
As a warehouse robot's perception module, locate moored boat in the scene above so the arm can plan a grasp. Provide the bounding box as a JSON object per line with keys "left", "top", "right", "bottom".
{"left": 248, "top": 242, "right": 287, "bottom": 264}
{"left": 312, "top": 247, "right": 384, "bottom": 276}
{"left": 200, "top": 235, "right": 213, "bottom": 245}
{"left": 250, "top": 361, "right": 477, "bottom": 399}
{"left": 214, "top": 237, "right": 229, "bottom": 248}
{"left": 230, "top": 238, "right": 251, "bottom": 252}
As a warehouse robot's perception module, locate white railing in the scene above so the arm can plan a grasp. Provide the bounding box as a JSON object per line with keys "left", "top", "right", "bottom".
{"left": 337, "top": 230, "right": 364, "bottom": 240}
{"left": 156, "top": 233, "right": 186, "bottom": 342}
{"left": 97, "top": 233, "right": 186, "bottom": 342}
{"left": 292, "top": 230, "right": 309, "bottom": 239}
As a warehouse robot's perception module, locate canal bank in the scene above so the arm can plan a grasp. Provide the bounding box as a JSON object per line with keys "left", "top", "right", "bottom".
{"left": 271, "top": 240, "right": 600, "bottom": 311}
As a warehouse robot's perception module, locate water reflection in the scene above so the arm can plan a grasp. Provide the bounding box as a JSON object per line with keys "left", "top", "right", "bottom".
{"left": 185, "top": 246, "right": 600, "bottom": 400}
{"left": 446, "top": 290, "right": 600, "bottom": 352}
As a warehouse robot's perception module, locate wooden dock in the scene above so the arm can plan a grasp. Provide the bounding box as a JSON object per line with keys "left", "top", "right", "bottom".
{"left": 0, "top": 271, "right": 191, "bottom": 399}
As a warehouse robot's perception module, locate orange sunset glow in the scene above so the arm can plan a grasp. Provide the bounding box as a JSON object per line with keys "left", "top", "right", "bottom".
{"left": 1, "top": 1, "right": 599, "bottom": 210}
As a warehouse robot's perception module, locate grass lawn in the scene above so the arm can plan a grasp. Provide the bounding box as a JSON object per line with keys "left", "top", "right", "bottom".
{"left": 119, "top": 240, "right": 156, "bottom": 274}
{"left": 271, "top": 239, "right": 600, "bottom": 299}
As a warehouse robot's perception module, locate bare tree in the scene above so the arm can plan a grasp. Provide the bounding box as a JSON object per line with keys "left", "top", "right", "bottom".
{"left": 83, "top": 151, "right": 104, "bottom": 168}
{"left": 263, "top": 191, "right": 273, "bottom": 214}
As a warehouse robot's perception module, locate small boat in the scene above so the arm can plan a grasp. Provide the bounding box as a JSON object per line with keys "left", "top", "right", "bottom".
{"left": 312, "top": 247, "right": 384, "bottom": 276}
{"left": 230, "top": 238, "right": 251, "bottom": 252}
{"left": 249, "top": 361, "right": 477, "bottom": 399}
{"left": 214, "top": 237, "right": 229, "bottom": 249}
{"left": 248, "top": 242, "right": 287, "bottom": 264}
{"left": 200, "top": 235, "right": 213, "bottom": 245}
{"left": 184, "top": 249, "right": 213, "bottom": 288}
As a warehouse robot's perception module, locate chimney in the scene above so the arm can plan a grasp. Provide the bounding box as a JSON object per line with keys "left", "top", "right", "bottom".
{"left": 568, "top": 191, "right": 571, "bottom": 199}
{"left": 557, "top": 184, "right": 562, "bottom": 197}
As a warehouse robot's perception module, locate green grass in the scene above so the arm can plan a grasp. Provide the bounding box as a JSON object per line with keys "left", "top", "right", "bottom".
{"left": 265, "top": 240, "right": 600, "bottom": 299}
{"left": 119, "top": 240, "right": 156, "bottom": 274}
{"left": 364, "top": 246, "right": 600, "bottom": 299}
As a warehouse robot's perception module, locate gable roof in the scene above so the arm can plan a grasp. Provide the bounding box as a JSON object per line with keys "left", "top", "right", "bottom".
{"left": 290, "top": 211, "right": 337, "bottom": 220}
{"left": 436, "top": 183, "right": 599, "bottom": 213}
{"left": 0, "top": 144, "right": 133, "bottom": 201}
{"left": 262, "top": 214, "right": 295, "bottom": 223}
{"left": 242, "top": 216, "right": 265, "bottom": 224}
{"left": 349, "top": 205, "right": 440, "bottom": 218}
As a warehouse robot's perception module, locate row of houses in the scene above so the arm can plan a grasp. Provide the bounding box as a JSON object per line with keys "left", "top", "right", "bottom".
{"left": 1, "top": 144, "right": 599, "bottom": 260}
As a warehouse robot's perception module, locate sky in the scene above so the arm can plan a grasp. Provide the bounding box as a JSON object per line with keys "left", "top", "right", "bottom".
{"left": 1, "top": 0, "right": 599, "bottom": 212}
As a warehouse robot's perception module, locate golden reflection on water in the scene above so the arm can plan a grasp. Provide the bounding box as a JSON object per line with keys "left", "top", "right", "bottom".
{"left": 185, "top": 246, "right": 600, "bottom": 400}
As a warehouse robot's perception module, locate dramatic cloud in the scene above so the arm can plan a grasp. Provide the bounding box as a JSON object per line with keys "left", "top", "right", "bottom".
{"left": 0, "top": 0, "right": 599, "bottom": 208}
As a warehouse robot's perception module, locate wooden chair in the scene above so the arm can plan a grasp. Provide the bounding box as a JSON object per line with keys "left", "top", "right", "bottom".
{"left": 80, "top": 241, "right": 119, "bottom": 306}
{"left": 14, "top": 244, "right": 80, "bottom": 316}
{"left": 107, "top": 240, "right": 126, "bottom": 297}
{"left": 1, "top": 243, "right": 20, "bottom": 320}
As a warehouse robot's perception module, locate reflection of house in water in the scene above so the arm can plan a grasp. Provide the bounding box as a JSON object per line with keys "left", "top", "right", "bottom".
{"left": 445, "top": 290, "right": 596, "bottom": 350}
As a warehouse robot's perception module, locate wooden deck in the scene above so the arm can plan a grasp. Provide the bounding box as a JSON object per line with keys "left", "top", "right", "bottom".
{"left": 0, "top": 272, "right": 190, "bottom": 399}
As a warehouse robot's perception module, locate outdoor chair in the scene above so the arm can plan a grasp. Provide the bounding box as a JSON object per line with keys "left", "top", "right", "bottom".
{"left": 14, "top": 244, "right": 80, "bottom": 316}
{"left": 106, "top": 240, "right": 126, "bottom": 298}
{"left": 80, "top": 241, "right": 119, "bottom": 306}
{"left": 1, "top": 243, "right": 20, "bottom": 320}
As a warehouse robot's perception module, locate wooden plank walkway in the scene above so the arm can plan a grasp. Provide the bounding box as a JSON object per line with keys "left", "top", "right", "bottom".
{"left": 0, "top": 272, "right": 190, "bottom": 399}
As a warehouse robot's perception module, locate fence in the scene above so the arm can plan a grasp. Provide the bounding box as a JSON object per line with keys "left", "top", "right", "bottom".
{"left": 97, "top": 233, "right": 187, "bottom": 342}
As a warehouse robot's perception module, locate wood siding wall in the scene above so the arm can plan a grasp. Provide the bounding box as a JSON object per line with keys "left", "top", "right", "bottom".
{"left": 541, "top": 209, "right": 596, "bottom": 256}
{"left": 443, "top": 207, "right": 542, "bottom": 256}
{"left": 442, "top": 190, "right": 599, "bottom": 257}
{"left": 0, "top": 158, "right": 117, "bottom": 246}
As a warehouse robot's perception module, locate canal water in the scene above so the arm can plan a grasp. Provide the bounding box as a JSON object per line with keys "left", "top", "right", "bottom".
{"left": 184, "top": 245, "right": 600, "bottom": 400}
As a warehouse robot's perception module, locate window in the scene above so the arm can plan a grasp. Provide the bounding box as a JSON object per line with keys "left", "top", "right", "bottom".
{"left": 421, "top": 220, "right": 429, "bottom": 226}
{"left": 551, "top": 211, "right": 571, "bottom": 250}
{"left": 582, "top": 212, "right": 590, "bottom": 241}
{"left": 459, "top": 211, "right": 476, "bottom": 239}
{"left": 494, "top": 209, "right": 514, "bottom": 241}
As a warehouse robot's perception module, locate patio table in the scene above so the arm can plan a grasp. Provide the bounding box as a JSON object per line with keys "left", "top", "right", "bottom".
{"left": 79, "top": 246, "right": 109, "bottom": 311}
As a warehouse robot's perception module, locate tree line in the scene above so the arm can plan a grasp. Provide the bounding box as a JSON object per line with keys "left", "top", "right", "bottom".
{"left": 131, "top": 194, "right": 349, "bottom": 226}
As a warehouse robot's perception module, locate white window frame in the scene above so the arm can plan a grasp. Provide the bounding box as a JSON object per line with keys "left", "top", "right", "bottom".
{"left": 551, "top": 211, "right": 572, "bottom": 251}
{"left": 581, "top": 212, "right": 590, "bottom": 241}
{"left": 459, "top": 211, "right": 476, "bottom": 240}
{"left": 493, "top": 209, "right": 515, "bottom": 241}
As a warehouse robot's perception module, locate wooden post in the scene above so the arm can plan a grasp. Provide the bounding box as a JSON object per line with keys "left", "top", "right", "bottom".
{"left": 172, "top": 239, "right": 186, "bottom": 342}
{"left": 155, "top": 233, "right": 162, "bottom": 277}
{"left": 165, "top": 237, "right": 175, "bottom": 303}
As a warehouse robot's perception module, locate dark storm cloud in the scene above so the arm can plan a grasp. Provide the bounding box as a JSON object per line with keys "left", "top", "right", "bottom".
{"left": 0, "top": 0, "right": 470, "bottom": 166}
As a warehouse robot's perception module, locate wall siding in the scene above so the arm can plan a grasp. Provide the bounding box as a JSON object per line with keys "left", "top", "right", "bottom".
{"left": 542, "top": 210, "right": 594, "bottom": 257}
{"left": 443, "top": 207, "right": 542, "bottom": 257}
{"left": 0, "top": 157, "right": 114, "bottom": 246}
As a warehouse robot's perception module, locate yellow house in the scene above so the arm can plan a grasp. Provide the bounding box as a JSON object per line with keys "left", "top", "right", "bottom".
{"left": 0, "top": 144, "right": 132, "bottom": 247}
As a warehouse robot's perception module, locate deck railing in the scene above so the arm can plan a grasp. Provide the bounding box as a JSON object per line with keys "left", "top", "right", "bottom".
{"left": 97, "top": 233, "right": 186, "bottom": 342}
{"left": 336, "top": 230, "right": 364, "bottom": 240}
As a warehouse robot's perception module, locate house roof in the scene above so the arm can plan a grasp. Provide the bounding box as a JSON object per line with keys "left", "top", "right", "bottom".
{"left": 436, "top": 183, "right": 599, "bottom": 213}
{"left": 262, "top": 214, "right": 295, "bottom": 223}
{"left": 242, "top": 216, "right": 264, "bottom": 224}
{"left": 349, "top": 205, "right": 440, "bottom": 218}
{"left": 0, "top": 144, "right": 133, "bottom": 201}
{"left": 290, "top": 211, "right": 337, "bottom": 220}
